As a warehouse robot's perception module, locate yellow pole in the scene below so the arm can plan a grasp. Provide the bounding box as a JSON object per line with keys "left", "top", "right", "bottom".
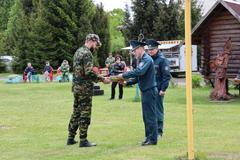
{"left": 185, "top": 0, "right": 194, "bottom": 160}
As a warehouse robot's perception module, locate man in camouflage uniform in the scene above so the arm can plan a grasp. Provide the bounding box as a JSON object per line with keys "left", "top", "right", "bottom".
{"left": 60, "top": 60, "right": 70, "bottom": 82}
{"left": 105, "top": 53, "right": 115, "bottom": 68}
{"left": 67, "top": 34, "right": 110, "bottom": 147}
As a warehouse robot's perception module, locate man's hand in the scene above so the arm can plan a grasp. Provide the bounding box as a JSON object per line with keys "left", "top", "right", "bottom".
{"left": 119, "top": 80, "right": 127, "bottom": 86}
{"left": 159, "top": 90, "right": 165, "bottom": 96}
{"left": 117, "top": 74, "right": 123, "bottom": 79}
{"left": 103, "top": 77, "right": 111, "bottom": 84}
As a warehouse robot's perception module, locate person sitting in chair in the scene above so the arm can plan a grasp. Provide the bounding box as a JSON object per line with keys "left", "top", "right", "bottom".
{"left": 23, "top": 62, "right": 35, "bottom": 82}
{"left": 43, "top": 61, "right": 54, "bottom": 82}
{"left": 60, "top": 60, "right": 70, "bottom": 82}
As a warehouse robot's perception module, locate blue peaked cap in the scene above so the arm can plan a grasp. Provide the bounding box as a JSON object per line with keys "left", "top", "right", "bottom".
{"left": 145, "top": 39, "right": 160, "bottom": 49}
{"left": 129, "top": 40, "right": 147, "bottom": 51}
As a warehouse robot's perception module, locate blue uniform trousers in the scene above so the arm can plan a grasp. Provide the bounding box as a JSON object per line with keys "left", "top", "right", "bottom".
{"left": 156, "top": 93, "right": 164, "bottom": 135}
{"left": 141, "top": 87, "right": 158, "bottom": 142}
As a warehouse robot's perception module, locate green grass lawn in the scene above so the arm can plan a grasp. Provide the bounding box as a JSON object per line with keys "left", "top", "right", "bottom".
{"left": 0, "top": 81, "right": 239, "bottom": 160}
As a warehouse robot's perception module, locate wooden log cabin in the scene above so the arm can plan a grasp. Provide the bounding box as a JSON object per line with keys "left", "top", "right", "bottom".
{"left": 192, "top": 0, "right": 240, "bottom": 80}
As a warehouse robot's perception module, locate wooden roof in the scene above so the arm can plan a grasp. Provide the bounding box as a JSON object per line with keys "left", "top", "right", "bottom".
{"left": 192, "top": 0, "right": 240, "bottom": 39}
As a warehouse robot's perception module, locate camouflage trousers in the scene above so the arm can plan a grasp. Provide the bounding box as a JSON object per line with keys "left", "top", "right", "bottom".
{"left": 68, "top": 93, "right": 92, "bottom": 140}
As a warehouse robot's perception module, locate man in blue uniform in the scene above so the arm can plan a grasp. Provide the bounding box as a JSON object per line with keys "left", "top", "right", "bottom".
{"left": 145, "top": 39, "right": 171, "bottom": 138}
{"left": 117, "top": 40, "right": 158, "bottom": 146}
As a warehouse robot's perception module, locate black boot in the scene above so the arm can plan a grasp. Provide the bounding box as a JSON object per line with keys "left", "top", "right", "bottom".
{"left": 79, "top": 139, "right": 97, "bottom": 147}
{"left": 141, "top": 138, "right": 148, "bottom": 145}
{"left": 141, "top": 140, "right": 157, "bottom": 146}
{"left": 66, "top": 139, "right": 78, "bottom": 145}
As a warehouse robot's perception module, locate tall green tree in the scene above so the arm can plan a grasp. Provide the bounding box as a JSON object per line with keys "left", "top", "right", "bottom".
{"left": 30, "top": 0, "right": 56, "bottom": 68}
{"left": 28, "top": 0, "right": 95, "bottom": 69}
{"left": 121, "top": 4, "right": 133, "bottom": 45}
{"left": 6, "top": 0, "right": 33, "bottom": 73}
{"left": 0, "top": 0, "right": 15, "bottom": 54}
{"left": 166, "top": 0, "right": 181, "bottom": 40}
{"left": 152, "top": 0, "right": 168, "bottom": 40}
{"left": 2, "top": 0, "right": 113, "bottom": 72}
{"left": 109, "top": 9, "right": 125, "bottom": 53}
{"left": 92, "top": 3, "right": 110, "bottom": 67}
{"left": 0, "top": 0, "right": 15, "bottom": 31}
{"left": 131, "top": 0, "right": 161, "bottom": 39}
{"left": 178, "top": 0, "right": 203, "bottom": 38}
{"left": 123, "top": 0, "right": 202, "bottom": 41}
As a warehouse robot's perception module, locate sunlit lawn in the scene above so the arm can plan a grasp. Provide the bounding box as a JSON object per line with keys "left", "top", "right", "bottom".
{"left": 0, "top": 81, "right": 239, "bottom": 160}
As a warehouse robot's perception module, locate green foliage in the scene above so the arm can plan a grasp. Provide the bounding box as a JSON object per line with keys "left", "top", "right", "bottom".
{"left": 0, "top": 0, "right": 15, "bottom": 54}
{"left": 121, "top": 4, "right": 132, "bottom": 45}
{"left": 2, "top": 0, "right": 113, "bottom": 72}
{"left": 36, "top": 0, "right": 95, "bottom": 68}
{"left": 0, "top": 0, "right": 15, "bottom": 31}
{"left": 6, "top": 0, "right": 33, "bottom": 73}
{"left": 178, "top": 0, "right": 203, "bottom": 38}
{"left": 109, "top": 9, "right": 125, "bottom": 52}
{"left": 130, "top": 0, "right": 160, "bottom": 39}
{"left": 192, "top": 74, "right": 202, "bottom": 88}
{"left": 92, "top": 3, "right": 110, "bottom": 67}
{"left": 123, "top": 0, "right": 202, "bottom": 41}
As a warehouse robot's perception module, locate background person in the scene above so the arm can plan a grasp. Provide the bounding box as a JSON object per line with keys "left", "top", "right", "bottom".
{"left": 109, "top": 54, "right": 126, "bottom": 100}
{"left": 105, "top": 53, "right": 115, "bottom": 68}
{"left": 105, "top": 53, "right": 115, "bottom": 75}
{"left": 145, "top": 39, "right": 171, "bottom": 138}
{"left": 23, "top": 62, "right": 35, "bottom": 82}
{"left": 60, "top": 60, "right": 70, "bottom": 82}
{"left": 43, "top": 61, "right": 53, "bottom": 82}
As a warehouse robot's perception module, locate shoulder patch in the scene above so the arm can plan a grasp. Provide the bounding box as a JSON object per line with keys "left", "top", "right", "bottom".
{"left": 165, "top": 66, "right": 169, "bottom": 71}
{"left": 139, "top": 62, "right": 144, "bottom": 67}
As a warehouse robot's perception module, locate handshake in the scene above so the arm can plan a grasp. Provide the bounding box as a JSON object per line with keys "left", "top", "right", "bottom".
{"left": 102, "top": 74, "right": 126, "bottom": 85}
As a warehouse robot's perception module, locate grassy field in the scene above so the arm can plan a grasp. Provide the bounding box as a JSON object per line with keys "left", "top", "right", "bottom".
{"left": 0, "top": 81, "right": 239, "bottom": 160}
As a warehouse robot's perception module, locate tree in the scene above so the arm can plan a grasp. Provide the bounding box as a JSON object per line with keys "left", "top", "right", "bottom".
{"left": 0, "top": 0, "right": 15, "bottom": 31}
{"left": 2, "top": 0, "right": 113, "bottom": 72}
{"left": 152, "top": 0, "right": 168, "bottom": 40}
{"left": 39, "top": 0, "right": 95, "bottom": 68}
{"left": 109, "top": 9, "right": 125, "bottom": 53}
{"left": 131, "top": 0, "right": 161, "bottom": 39}
{"left": 6, "top": 0, "right": 33, "bottom": 73}
{"left": 123, "top": 0, "right": 202, "bottom": 42}
{"left": 121, "top": 4, "right": 133, "bottom": 45}
{"left": 0, "top": 0, "right": 15, "bottom": 54}
{"left": 92, "top": 3, "right": 110, "bottom": 67}
{"left": 178, "top": 0, "right": 203, "bottom": 38}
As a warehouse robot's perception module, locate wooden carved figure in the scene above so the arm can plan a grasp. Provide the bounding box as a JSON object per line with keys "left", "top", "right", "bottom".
{"left": 210, "top": 38, "right": 232, "bottom": 101}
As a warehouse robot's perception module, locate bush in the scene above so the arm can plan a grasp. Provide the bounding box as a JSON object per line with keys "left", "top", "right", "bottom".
{"left": 192, "top": 74, "right": 202, "bottom": 88}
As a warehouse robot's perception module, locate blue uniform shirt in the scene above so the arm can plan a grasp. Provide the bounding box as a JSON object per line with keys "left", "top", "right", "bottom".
{"left": 123, "top": 52, "right": 156, "bottom": 92}
{"left": 24, "top": 66, "right": 35, "bottom": 74}
{"left": 151, "top": 51, "right": 171, "bottom": 91}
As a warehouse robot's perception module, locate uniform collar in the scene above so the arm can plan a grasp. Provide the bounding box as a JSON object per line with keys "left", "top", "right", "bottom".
{"left": 151, "top": 51, "right": 160, "bottom": 60}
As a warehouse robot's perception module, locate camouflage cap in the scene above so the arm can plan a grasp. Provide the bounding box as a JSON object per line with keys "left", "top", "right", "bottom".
{"left": 86, "top": 34, "right": 102, "bottom": 47}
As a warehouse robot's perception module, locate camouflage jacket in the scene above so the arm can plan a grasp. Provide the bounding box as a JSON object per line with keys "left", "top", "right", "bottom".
{"left": 60, "top": 64, "right": 70, "bottom": 73}
{"left": 105, "top": 57, "right": 115, "bottom": 66}
{"left": 72, "top": 45, "right": 104, "bottom": 87}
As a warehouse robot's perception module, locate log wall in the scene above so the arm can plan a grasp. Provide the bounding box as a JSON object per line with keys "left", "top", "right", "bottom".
{"left": 200, "top": 9, "right": 240, "bottom": 78}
